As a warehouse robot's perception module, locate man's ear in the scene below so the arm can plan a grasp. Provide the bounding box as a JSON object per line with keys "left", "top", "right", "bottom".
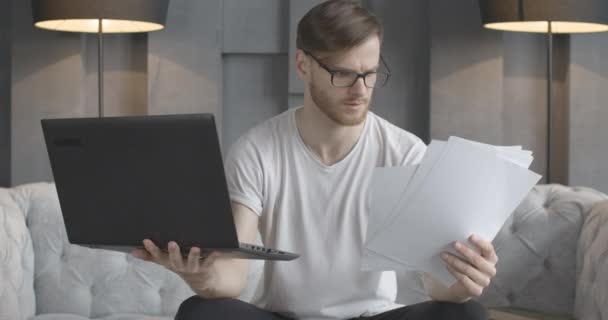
{"left": 295, "top": 49, "right": 310, "bottom": 81}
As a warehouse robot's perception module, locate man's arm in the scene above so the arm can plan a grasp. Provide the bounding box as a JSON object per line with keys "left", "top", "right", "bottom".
{"left": 195, "top": 202, "right": 259, "bottom": 298}
{"left": 132, "top": 201, "right": 260, "bottom": 299}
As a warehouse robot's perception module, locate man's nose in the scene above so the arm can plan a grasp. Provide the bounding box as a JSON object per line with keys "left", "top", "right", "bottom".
{"left": 349, "top": 77, "right": 367, "bottom": 94}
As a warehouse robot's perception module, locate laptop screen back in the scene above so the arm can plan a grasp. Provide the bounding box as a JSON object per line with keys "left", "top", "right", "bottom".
{"left": 41, "top": 114, "right": 240, "bottom": 250}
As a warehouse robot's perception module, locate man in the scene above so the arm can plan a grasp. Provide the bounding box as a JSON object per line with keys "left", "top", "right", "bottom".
{"left": 132, "top": 1, "right": 498, "bottom": 319}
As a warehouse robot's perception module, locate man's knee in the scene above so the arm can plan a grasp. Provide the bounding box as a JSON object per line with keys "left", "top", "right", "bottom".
{"left": 429, "top": 300, "right": 488, "bottom": 320}
{"left": 175, "top": 296, "right": 244, "bottom": 320}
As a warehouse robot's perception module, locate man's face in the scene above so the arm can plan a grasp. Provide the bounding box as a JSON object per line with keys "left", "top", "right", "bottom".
{"left": 306, "top": 36, "right": 381, "bottom": 126}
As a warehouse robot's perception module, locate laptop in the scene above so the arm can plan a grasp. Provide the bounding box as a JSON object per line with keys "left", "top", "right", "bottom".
{"left": 41, "top": 114, "right": 298, "bottom": 261}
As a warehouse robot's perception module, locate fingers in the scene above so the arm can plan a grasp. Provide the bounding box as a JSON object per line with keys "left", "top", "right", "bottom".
{"left": 441, "top": 252, "right": 491, "bottom": 288}
{"left": 446, "top": 264, "right": 484, "bottom": 298}
{"left": 168, "top": 241, "right": 185, "bottom": 271}
{"left": 453, "top": 240, "right": 497, "bottom": 278}
{"left": 139, "top": 240, "right": 213, "bottom": 275}
{"left": 143, "top": 239, "right": 163, "bottom": 259}
{"left": 469, "top": 234, "right": 498, "bottom": 264}
{"left": 187, "top": 247, "right": 201, "bottom": 272}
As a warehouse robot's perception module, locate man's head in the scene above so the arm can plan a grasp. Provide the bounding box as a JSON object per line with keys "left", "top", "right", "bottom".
{"left": 296, "top": 0, "right": 387, "bottom": 127}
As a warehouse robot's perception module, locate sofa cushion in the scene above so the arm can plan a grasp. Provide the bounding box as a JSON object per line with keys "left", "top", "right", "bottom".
{"left": 489, "top": 307, "right": 573, "bottom": 320}
{"left": 0, "top": 185, "right": 36, "bottom": 320}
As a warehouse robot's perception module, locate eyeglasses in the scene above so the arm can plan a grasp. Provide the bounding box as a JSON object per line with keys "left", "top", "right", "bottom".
{"left": 303, "top": 50, "right": 391, "bottom": 88}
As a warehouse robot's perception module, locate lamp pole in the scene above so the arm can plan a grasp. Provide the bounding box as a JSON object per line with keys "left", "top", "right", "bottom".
{"left": 98, "top": 18, "right": 104, "bottom": 118}
{"left": 546, "top": 21, "right": 553, "bottom": 183}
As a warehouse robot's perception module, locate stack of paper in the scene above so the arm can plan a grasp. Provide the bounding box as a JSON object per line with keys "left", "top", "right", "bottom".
{"left": 362, "top": 136, "right": 542, "bottom": 285}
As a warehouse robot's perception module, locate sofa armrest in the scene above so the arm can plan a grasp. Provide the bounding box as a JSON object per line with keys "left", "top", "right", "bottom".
{"left": 575, "top": 201, "right": 608, "bottom": 320}
{"left": 0, "top": 187, "right": 36, "bottom": 320}
{"left": 479, "top": 184, "right": 607, "bottom": 316}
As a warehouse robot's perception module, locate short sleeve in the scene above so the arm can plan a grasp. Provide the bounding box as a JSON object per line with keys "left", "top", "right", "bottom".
{"left": 401, "top": 139, "right": 427, "bottom": 167}
{"left": 224, "top": 137, "right": 264, "bottom": 216}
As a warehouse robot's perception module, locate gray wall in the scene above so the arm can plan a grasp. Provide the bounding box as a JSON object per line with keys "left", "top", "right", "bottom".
{"left": 0, "top": 0, "right": 10, "bottom": 187}
{"left": 569, "top": 34, "right": 608, "bottom": 193}
{"left": 366, "top": 0, "right": 430, "bottom": 142}
{"left": 10, "top": 0, "right": 148, "bottom": 185}
{"left": 11, "top": 0, "right": 83, "bottom": 184}
{"left": 8, "top": 0, "right": 224, "bottom": 185}
{"left": 148, "top": 0, "right": 222, "bottom": 119}
{"left": 431, "top": 0, "right": 551, "bottom": 175}
{"left": 3, "top": 0, "right": 608, "bottom": 194}
{"left": 222, "top": 0, "right": 288, "bottom": 149}
{"left": 84, "top": 34, "right": 149, "bottom": 117}
{"left": 288, "top": 0, "right": 323, "bottom": 110}
{"left": 429, "top": 0, "right": 576, "bottom": 186}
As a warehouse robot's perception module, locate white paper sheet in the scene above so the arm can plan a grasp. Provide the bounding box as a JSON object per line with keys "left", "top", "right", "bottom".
{"left": 363, "top": 136, "right": 541, "bottom": 285}
{"left": 366, "top": 165, "right": 418, "bottom": 239}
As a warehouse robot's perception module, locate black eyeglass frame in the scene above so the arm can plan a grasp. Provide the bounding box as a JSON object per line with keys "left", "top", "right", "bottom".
{"left": 302, "top": 49, "right": 392, "bottom": 88}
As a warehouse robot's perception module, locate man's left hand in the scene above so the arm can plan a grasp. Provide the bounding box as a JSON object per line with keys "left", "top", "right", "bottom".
{"left": 440, "top": 234, "right": 498, "bottom": 303}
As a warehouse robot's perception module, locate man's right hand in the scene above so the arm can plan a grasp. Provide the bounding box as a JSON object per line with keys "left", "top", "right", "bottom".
{"left": 130, "top": 202, "right": 259, "bottom": 299}
{"left": 132, "top": 239, "right": 220, "bottom": 295}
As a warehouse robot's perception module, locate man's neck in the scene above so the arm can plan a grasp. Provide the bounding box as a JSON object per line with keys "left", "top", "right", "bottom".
{"left": 296, "top": 103, "right": 366, "bottom": 166}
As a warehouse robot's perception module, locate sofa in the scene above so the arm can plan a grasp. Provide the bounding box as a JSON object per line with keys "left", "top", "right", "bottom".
{"left": 1, "top": 182, "right": 607, "bottom": 320}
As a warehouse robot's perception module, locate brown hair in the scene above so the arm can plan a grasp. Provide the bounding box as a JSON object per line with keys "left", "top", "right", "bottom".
{"left": 296, "top": 0, "right": 383, "bottom": 55}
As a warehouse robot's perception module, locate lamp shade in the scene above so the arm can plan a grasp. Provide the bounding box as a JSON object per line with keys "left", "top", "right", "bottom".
{"left": 32, "top": 0, "right": 169, "bottom": 33}
{"left": 480, "top": 0, "right": 608, "bottom": 33}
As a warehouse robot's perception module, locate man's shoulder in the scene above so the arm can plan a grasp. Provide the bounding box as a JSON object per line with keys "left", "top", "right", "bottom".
{"left": 227, "top": 108, "right": 293, "bottom": 156}
{"left": 367, "top": 111, "right": 424, "bottom": 147}
{"left": 246, "top": 108, "right": 292, "bottom": 138}
{"left": 366, "top": 112, "right": 427, "bottom": 166}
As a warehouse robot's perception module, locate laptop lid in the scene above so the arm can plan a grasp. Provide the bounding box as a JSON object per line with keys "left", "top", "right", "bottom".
{"left": 41, "top": 114, "right": 240, "bottom": 250}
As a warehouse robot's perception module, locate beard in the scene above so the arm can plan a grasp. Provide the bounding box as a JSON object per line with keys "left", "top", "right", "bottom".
{"left": 310, "top": 81, "right": 370, "bottom": 127}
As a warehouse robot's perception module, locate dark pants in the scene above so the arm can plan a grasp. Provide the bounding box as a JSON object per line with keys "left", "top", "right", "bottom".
{"left": 175, "top": 296, "right": 488, "bottom": 320}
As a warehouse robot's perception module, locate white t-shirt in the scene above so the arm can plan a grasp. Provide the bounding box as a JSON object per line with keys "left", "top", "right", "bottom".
{"left": 224, "top": 107, "right": 427, "bottom": 320}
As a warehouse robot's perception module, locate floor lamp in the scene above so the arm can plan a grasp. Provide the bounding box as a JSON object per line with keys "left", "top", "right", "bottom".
{"left": 31, "top": 0, "right": 169, "bottom": 117}
{"left": 479, "top": 0, "right": 608, "bottom": 184}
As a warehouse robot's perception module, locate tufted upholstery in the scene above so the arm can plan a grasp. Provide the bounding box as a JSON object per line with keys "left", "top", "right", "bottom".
{"left": 478, "top": 184, "right": 608, "bottom": 318}
{"left": 575, "top": 201, "right": 608, "bottom": 320}
{"left": 0, "top": 184, "right": 36, "bottom": 320}
{"left": 1, "top": 182, "right": 607, "bottom": 319}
